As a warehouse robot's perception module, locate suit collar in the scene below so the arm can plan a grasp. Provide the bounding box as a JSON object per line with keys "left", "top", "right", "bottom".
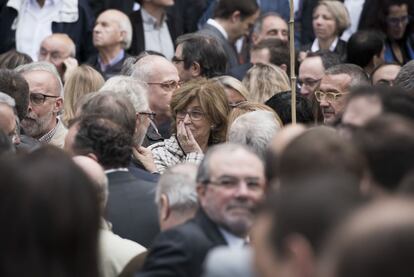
{"left": 193, "top": 208, "right": 228, "bottom": 246}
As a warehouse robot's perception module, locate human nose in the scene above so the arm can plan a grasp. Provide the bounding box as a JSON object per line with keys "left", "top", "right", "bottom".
{"left": 183, "top": 113, "right": 192, "bottom": 124}
{"left": 234, "top": 180, "right": 251, "bottom": 198}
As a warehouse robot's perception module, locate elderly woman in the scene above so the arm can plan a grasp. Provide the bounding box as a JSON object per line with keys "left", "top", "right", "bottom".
{"left": 150, "top": 78, "right": 230, "bottom": 173}
{"left": 300, "top": 0, "right": 350, "bottom": 62}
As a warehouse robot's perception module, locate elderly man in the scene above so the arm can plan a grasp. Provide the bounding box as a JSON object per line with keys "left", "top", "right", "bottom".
{"left": 156, "top": 163, "right": 198, "bottom": 231}
{"left": 252, "top": 12, "right": 289, "bottom": 44}
{"left": 315, "top": 63, "right": 369, "bottom": 124}
{"left": 137, "top": 143, "right": 266, "bottom": 277}
{"left": 132, "top": 54, "right": 180, "bottom": 138}
{"left": 38, "top": 33, "right": 77, "bottom": 79}
{"left": 88, "top": 9, "right": 132, "bottom": 79}
{"left": 16, "top": 62, "right": 66, "bottom": 148}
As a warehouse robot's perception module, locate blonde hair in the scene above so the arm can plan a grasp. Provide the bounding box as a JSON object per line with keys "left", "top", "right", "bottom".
{"left": 213, "top": 75, "right": 249, "bottom": 100}
{"left": 242, "top": 63, "right": 290, "bottom": 103}
{"left": 62, "top": 65, "right": 104, "bottom": 126}
{"left": 315, "top": 0, "right": 350, "bottom": 36}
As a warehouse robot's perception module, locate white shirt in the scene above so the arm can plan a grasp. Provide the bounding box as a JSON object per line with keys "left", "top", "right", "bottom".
{"left": 341, "top": 0, "right": 365, "bottom": 41}
{"left": 105, "top": 168, "right": 129, "bottom": 174}
{"left": 141, "top": 8, "right": 174, "bottom": 60}
{"left": 206, "top": 18, "right": 228, "bottom": 40}
{"left": 15, "top": 0, "right": 63, "bottom": 61}
{"left": 311, "top": 37, "right": 339, "bottom": 52}
{"left": 219, "top": 228, "right": 248, "bottom": 249}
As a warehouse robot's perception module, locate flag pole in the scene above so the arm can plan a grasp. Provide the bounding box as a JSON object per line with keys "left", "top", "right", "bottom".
{"left": 289, "top": 0, "right": 297, "bottom": 124}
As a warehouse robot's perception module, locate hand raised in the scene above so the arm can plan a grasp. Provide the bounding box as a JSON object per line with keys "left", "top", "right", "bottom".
{"left": 176, "top": 121, "right": 202, "bottom": 154}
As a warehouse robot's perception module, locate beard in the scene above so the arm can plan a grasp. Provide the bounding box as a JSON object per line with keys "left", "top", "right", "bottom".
{"left": 21, "top": 110, "right": 55, "bottom": 139}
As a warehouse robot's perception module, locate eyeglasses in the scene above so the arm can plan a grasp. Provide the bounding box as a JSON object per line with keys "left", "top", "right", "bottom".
{"left": 386, "top": 15, "right": 411, "bottom": 27}
{"left": 176, "top": 109, "right": 205, "bottom": 121}
{"left": 205, "top": 176, "right": 264, "bottom": 192}
{"left": 29, "top": 93, "right": 59, "bottom": 105}
{"left": 138, "top": 111, "right": 156, "bottom": 120}
{"left": 314, "top": 90, "right": 346, "bottom": 102}
{"left": 297, "top": 78, "right": 321, "bottom": 89}
{"left": 172, "top": 56, "right": 185, "bottom": 64}
{"left": 148, "top": 80, "right": 181, "bottom": 91}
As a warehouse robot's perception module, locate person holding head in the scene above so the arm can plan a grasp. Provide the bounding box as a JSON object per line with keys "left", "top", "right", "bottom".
{"left": 315, "top": 63, "right": 369, "bottom": 124}
{"left": 371, "top": 63, "right": 401, "bottom": 86}
{"left": 38, "top": 33, "right": 77, "bottom": 79}
{"left": 213, "top": 75, "right": 249, "bottom": 107}
{"left": 15, "top": 61, "right": 67, "bottom": 148}
{"left": 198, "top": 0, "right": 260, "bottom": 70}
{"left": 173, "top": 33, "right": 227, "bottom": 82}
{"left": 149, "top": 78, "right": 230, "bottom": 173}
{"left": 128, "top": 0, "right": 181, "bottom": 60}
{"left": 62, "top": 65, "right": 105, "bottom": 127}
{"left": 242, "top": 63, "right": 290, "bottom": 103}
{"left": 132, "top": 54, "right": 180, "bottom": 138}
{"left": 347, "top": 30, "right": 385, "bottom": 75}
{"left": 251, "top": 12, "right": 289, "bottom": 45}
{"left": 362, "top": 0, "right": 414, "bottom": 65}
{"left": 88, "top": 9, "right": 132, "bottom": 80}
{"left": 138, "top": 143, "right": 266, "bottom": 277}
{"left": 156, "top": 163, "right": 199, "bottom": 231}
{"left": 300, "top": 0, "right": 350, "bottom": 62}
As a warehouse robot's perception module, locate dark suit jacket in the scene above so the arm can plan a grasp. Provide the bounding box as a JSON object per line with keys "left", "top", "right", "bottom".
{"left": 128, "top": 9, "right": 182, "bottom": 56}
{"left": 86, "top": 52, "right": 129, "bottom": 80}
{"left": 198, "top": 23, "right": 239, "bottom": 71}
{"left": 106, "top": 170, "right": 160, "bottom": 248}
{"left": 136, "top": 208, "right": 228, "bottom": 277}
{"left": 229, "top": 62, "right": 253, "bottom": 81}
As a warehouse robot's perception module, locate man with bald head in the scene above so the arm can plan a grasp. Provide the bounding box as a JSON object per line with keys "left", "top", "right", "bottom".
{"left": 38, "top": 33, "right": 76, "bottom": 78}
{"left": 132, "top": 55, "right": 180, "bottom": 138}
{"left": 16, "top": 62, "right": 66, "bottom": 148}
{"left": 88, "top": 9, "right": 133, "bottom": 79}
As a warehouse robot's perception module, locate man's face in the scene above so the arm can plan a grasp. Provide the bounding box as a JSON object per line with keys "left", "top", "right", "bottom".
{"left": 317, "top": 73, "right": 352, "bottom": 124}
{"left": 173, "top": 43, "right": 193, "bottom": 82}
{"left": 371, "top": 64, "right": 401, "bottom": 86}
{"left": 299, "top": 56, "right": 325, "bottom": 98}
{"left": 234, "top": 11, "right": 260, "bottom": 41}
{"left": 254, "top": 15, "right": 289, "bottom": 44}
{"left": 0, "top": 104, "right": 19, "bottom": 145}
{"left": 38, "top": 37, "right": 72, "bottom": 76}
{"left": 147, "top": 60, "right": 180, "bottom": 120}
{"left": 197, "top": 148, "right": 266, "bottom": 237}
{"left": 20, "top": 70, "right": 62, "bottom": 139}
{"left": 93, "top": 11, "right": 124, "bottom": 49}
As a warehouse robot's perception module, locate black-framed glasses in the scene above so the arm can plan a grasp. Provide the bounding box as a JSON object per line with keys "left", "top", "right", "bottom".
{"left": 138, "top": 111, "right": 156, "bottom": 120}
{"left": 172, "top": 56, "right": 185, "bottom": 64}
{"left": 176, "top": 109, "right": 205, "bottom": 121}
{"left": 205, "top": 176, "right": 264, "bottom": 191}
{"left": 29, "top": 93, "right": 59, "bottom": 105}
{"left": 386, "top": 15, "right": 411, "bottom": 27}
{"left": 314, "top": 90, "right": 346, "bottom": 102}
{"left": 148, "top": 80, "right": 181, "bottom": 91}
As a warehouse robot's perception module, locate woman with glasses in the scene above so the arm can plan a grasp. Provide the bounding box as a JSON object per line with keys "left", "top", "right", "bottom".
{"left": 361, "top": 0, "right": 413, "bottom": 65}
{"left": 149, "top": 79, "right": 230, "bottom": 173}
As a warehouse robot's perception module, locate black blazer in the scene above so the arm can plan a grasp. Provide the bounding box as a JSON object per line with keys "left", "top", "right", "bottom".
{"left": 128, "top": 9, "right": 182, "bottom": 56}
{"left": 301, "top": 39, "right": 348, "bottom": 62}
{"left": 198, "top": 23, "right": 240, "bottom": 71}
{"left": 106, "top": 171, "right": 160, "bottom": 248}
{"left": 86, "top": 52, "right": 129, "bottom": 80}
{"left": 136, "top": 208, "right": 228, "bottom": 277}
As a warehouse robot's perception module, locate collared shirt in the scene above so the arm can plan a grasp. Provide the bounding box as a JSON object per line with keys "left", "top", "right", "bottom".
{"left": 206, "top": 18, "right": 228, "bottom": 40}
{"left": 104, "top": 168, "right": 129, "bottom": 174}
{"left": 311, "top": 37, "right": 339, "bottom": 53}
{"left": 98, "top": 49, "right": 125, "bottom": 72}
{"left": 38, "top": 117, "right": 59, "bottom": 143}
{"left": 219, "top": 228, "right": 248, "bottom": 249}
{"left": 15, "top": 0, "right": 63, "bottom": 60}
{"left": 141, "top": 8, "right": 174, "bottom": 60}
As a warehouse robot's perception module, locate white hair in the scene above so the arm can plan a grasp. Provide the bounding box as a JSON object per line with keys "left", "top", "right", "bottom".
{"left": 0, "top": 92, "right": 16, "bottom": 107}
{"left": 155, "top": 163, "right": 198, "bottom": 212}
{"left": 228, "top": 110, "right": 281, "bottom": 160}
{"left": 15, "top": 61, "right": 64, "bottom": 98}
{"left": 132, "top": 55, "right": 168, "bottom": 82}
{"left": 100, "top": 76, "right": 149, "bottom": 112}
{"left": 116, "top": 11, "right": 133, "bottom": 49}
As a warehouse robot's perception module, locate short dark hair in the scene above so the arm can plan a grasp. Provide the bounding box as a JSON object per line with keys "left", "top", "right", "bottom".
{"left": 213, "top": 0, "right": 259, "bottom": 19}
{"left": 325, "top": 63, "right": 370, "bottom": 88}
{"left": 0, "top": 69, "right": 29, "bottom": 120}
{"left": 73, "top": 116, "right": 133, "bottom": 169}
{"left": 353, "top": 114, "right": 414, "bottom": 191}
{"left": 347, "top": 30, "right": 385, "bottom": 68}
{"left": 306, "top": 50, "right": 342, "bottom": 70}
{"left": 176, "top": 33, "right": 227, "bottom": 78}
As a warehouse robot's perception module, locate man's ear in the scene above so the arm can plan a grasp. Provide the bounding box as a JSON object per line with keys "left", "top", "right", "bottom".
{"left": 190, "top": 62, "right": 201, "bottom": 77}
{"left": 54, "top": 97, "right": 63, "bottom": 114}
{"left": 231, "top": 10, "right": 241, "bottom": 23}
{"left": 160, "top": 194, "right": 170, "bottom": 221}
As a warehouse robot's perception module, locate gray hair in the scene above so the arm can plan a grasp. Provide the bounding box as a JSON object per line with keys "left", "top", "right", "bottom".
{"left": 325, "top": 63, "right": 369, "bottom": 90}
{"left": 15, "top": 61, "right": 64, "bottom": 97}
{"left": 115, "top": 10, "right": 133, "bottom": 49}
{"left": 100, "top": 76, "right": 149, "bottom": 112}
{"left": 131, "top": 55, "right": 167, "bottom": 82}
{"left": 155, "top": 163, "right": 198, "bottom": 212}
{"left": 228, "top": 111, "right": 280, "bottom": 160}
{"left": 395, "top": 60, "right": 414, "bottom": 92}
{"left": 120, "top": 56, "right": 138, "bottom": 76}
{"left": 0, "top": 91, "right": 16, "bottom": 107}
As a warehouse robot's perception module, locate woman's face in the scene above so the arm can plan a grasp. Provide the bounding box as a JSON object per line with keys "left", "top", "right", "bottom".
{"left": 176, "top": 99, "right": 212, "bottom": 144}
{"left": 313, "top": 5, "right": 337, "bottom": 40}
{"left": 386, "top": 4, "right": 409, "bottom": 40}
{"left": 224, "top": 87, "right": 246, "bottom": 107}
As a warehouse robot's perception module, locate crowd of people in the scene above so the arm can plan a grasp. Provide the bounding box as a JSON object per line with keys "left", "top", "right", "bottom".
{"left": 0, "top": 0, "right": 414, "bottom": 276}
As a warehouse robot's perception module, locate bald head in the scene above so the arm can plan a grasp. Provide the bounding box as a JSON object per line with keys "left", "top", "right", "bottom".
{"left": 132, "top": 55, "right": 178, "bottom": 83}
